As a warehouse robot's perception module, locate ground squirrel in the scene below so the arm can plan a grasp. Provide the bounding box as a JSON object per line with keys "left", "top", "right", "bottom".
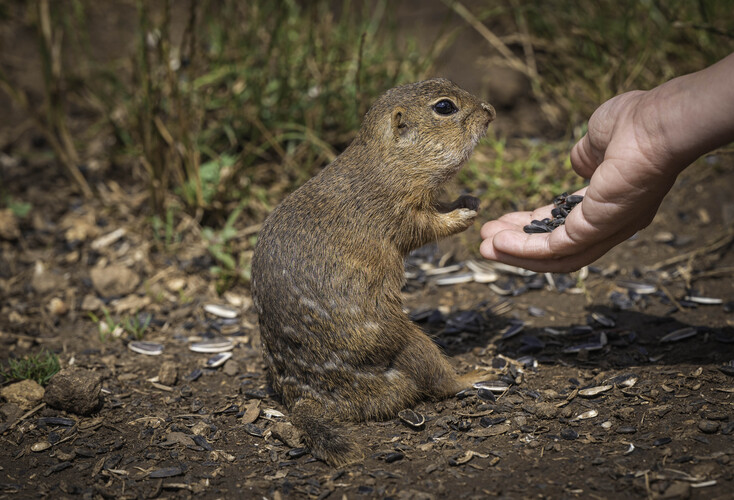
{"left": 251, "top": 78, "right": 496, "bottom": 466}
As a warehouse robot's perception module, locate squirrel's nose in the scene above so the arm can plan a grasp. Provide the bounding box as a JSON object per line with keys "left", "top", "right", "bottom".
{"left": 481, "top": 102, "right": 496, "bottom": 121}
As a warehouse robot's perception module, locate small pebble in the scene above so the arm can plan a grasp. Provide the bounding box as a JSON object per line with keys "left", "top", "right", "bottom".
{"left": 560, "top": 428, "right": 578, "bottom": 440}
{"left": 698, "top": 420, "right": 720, "bottom": 434}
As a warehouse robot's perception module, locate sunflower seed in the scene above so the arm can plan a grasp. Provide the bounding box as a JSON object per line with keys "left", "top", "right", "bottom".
{"left": 473, "top": 380, "right": 510, "bottom": 393}
{"left": 523, "top": 223, "right": 550, "bottom": 234}
{"left": 653, "top": 437, "right": 672, "bottom": 446}
{"left": 490, "top": 262, "right": 537, "bottom": 277}
{"left": 563, "top": 332, "right": 608, "bottom": 353}
{"left": 571, "top": 409, "right": 598, "bottom": 421}
{"left": 31, "top": 441, "right": 52, "bottom": 452}
{"left": 128, "top": 341, "right": 164, "bottom": 356}
{"left": 718, "top": 361, "right": 734, "bottom": 377}
{"left": 189, "top": 338, "right": 234, "bottom": 353}
{"left": 476, "top": 388, "right": 496, "bottom": 402}
{"left": 691, "top": 480, "right": 717, "bottom": 489}
{"left": 244, "top": 423, "right": 264, "bottom": 437}
{"left": 473, "top": 271, "right": 499, "bottom": 283}
{"left": 203, "top": 304, "right": 238, "bottom": 319}
{"left": 262, "top": 408, "right": 285, "bottom": 419}
{"left": 591, "top": 312, "right": 615, "bottom": 328}
{"left": 578, "top": 385, "right": 613, "bottom": 397}
{"left": 425, "top": 264, "right": 463, "bottom": 276}
{"left": 488, "top": 282, "right": 514, "bottom": 296}
{"left": 398, "top": 409, "right": 425, "bottom": 428}
{"left": 684, "top": 296, "right": 723, "bottom": 305}
{"left": 606, "top": 373, "right": 638, "bottom": 388}
{"left": 149, "top": 466, "right": 185, "bottom": 478}
{"left": 527, "top": 306, "right": 545, "bottom": 317}
{"left": 466, "top": 261, "right": 499, "bottom": 282}
{"left": 660, "top": 327, "right": 698, "bottom": 343}
{"left": 435, "top": 273, "right": 474, "bottom": 285}
{"left": 449, "top": 450, "right": 488, "bottom": 466}
{"left": 205, "top": 352, "right": 232, "bottom": 368}
{"left": 617, "top": 281, "right": 657, "bottom": 294}
{"left": 501, "top": 321, "right": 524, "bottom": 339}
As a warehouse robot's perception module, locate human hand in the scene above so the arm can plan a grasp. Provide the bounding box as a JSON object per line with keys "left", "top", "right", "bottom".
{"left": 479, "top": 90, "right": 681, "bottom": 272}
{"left": 480, "top": 53, "right": 734, "bottom": 273}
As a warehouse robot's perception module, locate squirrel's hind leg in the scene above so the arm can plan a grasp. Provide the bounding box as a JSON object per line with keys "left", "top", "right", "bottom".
{"left": 290, "top": 398, "right": 364, "bottom": 467}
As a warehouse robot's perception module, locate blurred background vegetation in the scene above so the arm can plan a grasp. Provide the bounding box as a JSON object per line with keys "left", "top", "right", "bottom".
{"left": 1, "top": 0, "right": 732, "bottom": 288}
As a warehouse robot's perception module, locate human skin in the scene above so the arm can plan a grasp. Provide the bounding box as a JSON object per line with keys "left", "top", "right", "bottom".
{"left": 479, "top": 52, "right": 734, "bottom": 273}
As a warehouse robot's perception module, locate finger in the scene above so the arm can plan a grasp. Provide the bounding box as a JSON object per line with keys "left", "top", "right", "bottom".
{"left": 570, "top": 134, "right": 600, "bottom": 179}
{"left": 479, "top": 219, "right": 521, "bottom": 240}
{"left": 481, "top": 224, "right": 638, "bottom": 273}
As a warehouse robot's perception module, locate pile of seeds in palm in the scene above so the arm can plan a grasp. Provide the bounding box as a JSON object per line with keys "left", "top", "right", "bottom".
{"left": 523, "top": 192, "right": 584, "bottom": 233}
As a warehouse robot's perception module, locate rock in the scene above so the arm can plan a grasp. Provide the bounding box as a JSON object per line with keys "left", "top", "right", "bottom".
{"left": 654, "top": 481, "right": 690, "bottom": 500}
{"left": 0, "top": 402, "right": 23, "bottom": 422}
{"left": 44, "top": 368, "right": 102, "bottom": 416}
{"left": 31, "top": 262, "right": 66, "bottom": 294}
{"left": 534, "top": 402, "right": 558, "bottom": 419}
{"left": 222, "top": 359, "right": 240, "bottom": 377}
{"left": 161, "top": 431, "right": 196, "bottom": 447}
{"left": 270, "top": 421, "right": 303, "bottom": 448}
{"left": 0, "top": 379, "right": 45, "bottom": 410}
{"left": 48, "top": 297, "right": 68, "bottom": 316}
{"left": 0, "top": 208, "right": 20, "bottom": 240}
{"left": 90, "top": 265, "right": 140, "bottom": 298}
{"left": 191, "top": 421, "right": 210, "bottom": 436}
{"left": 80, "top": 294, "right": 104, "bottom": 311}
{"left": 157, "top": 361, "right": 178, "bottom": 386}
{"left": 698, "top": 420, "right": 720, "bottom": 434}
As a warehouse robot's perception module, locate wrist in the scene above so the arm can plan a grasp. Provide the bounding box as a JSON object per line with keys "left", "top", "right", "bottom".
{"left": 645, "top": 53, "right": 734, "bottom": 170}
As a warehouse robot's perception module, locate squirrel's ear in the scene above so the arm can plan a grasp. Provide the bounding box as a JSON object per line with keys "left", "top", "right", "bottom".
{"left": 391, "top": 106, "right": 408, "bottom": 137}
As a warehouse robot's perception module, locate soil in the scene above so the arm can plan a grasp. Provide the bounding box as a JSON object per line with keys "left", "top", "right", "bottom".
{"left": 2, "top": 3, "right": 734, "bottom": 500}
{"left": 2, "top": 141, "right": 733, "bottom": 500}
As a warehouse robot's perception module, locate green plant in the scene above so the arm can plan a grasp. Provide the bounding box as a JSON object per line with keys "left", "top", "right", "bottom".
{"left": 450, "top": 0, "right": 734, "bottom": 129}
{"left": 92, "top": 0, "right": 440, "bottom": 219}
{"left": 122, "top": 313, "right": 152, "bottom": 341}
{"left": 150, "top": 204, "right": 181, "bottom": 250}
{"left": 1, "top": 350, "right": 60, "bottom": 386}
{"left": 1, "top": 196, "right": 32, "bottom": 218}
{"left": 87, "top": 307, "right": 123, "bottom": 342}
{"left": 202, "top": 202, "right": 252, "bottom": 292}
{"left": 0, "top": 0, "right": 92, "bottom": 197}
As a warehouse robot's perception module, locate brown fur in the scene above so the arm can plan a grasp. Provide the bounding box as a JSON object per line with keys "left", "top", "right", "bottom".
{"left": 251, "top": 79, "right": 495, "bottom": 466}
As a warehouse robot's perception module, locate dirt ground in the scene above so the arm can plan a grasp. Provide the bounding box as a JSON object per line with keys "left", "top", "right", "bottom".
{"left": 2, "top": 3, "right": 734, "bottom": 499}
{"left": 1, "top": 137, "right": 733, "bottom": 500}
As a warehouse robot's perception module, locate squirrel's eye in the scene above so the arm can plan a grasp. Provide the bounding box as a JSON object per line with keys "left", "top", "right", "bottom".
{"left": 433, "top": 99, "right": 458, "bottom": 115}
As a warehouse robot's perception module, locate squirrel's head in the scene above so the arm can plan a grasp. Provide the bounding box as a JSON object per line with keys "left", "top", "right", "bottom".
{"left": 357, "top": 78, "right": 495, "bottom": 188}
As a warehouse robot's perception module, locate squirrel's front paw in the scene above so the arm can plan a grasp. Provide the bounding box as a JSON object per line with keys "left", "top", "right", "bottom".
{"left": 450, "top": 208, "right": 478, "bottom": 230}
{"left": 451, "top": 195, "right": 480, "bottom": 212}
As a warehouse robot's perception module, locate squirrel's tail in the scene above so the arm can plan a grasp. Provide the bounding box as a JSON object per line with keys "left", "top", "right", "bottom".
{"left": 290, "top": 398, "right": 363, "bottom": 467}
